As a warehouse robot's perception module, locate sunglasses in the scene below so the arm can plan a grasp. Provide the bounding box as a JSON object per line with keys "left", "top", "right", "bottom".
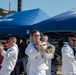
{"left": 72, "top": 39, "right": 76, "bottom": 42}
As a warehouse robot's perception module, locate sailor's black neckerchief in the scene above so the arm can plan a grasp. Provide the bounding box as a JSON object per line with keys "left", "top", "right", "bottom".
{"left": 32, "top": 42, "right": 38, "bottom": 52}
{"left": 32, "top": 41, "right": 43, "bottom": 59}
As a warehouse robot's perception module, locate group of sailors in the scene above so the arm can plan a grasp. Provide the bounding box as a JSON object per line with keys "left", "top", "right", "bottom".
{"left": 0, "top": 30, "right": 76, "bottom": 75}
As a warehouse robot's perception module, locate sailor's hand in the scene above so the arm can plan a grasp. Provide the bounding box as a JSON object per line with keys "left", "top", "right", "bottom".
{"left": 0, "top": 46, "right": 3, "bottom": 52}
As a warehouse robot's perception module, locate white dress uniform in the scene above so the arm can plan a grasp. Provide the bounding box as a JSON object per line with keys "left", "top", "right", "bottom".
{"left": 0, "top": 44, "right": 18, "bottom": 75}
{"left": 61, "top": 43, "right": 76, "bottom": 75}
{"left": 25, "top": 42, "right": 54, "bottom": 75}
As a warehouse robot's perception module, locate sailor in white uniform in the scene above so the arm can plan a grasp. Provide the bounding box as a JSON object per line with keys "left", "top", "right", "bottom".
{"left": 62, "top": 34, "right": 76, "bottom": 75}
{"left": 25, "top": 30, "right": 54, "bottom": 75}
{"left": 0, "top": 37, "right": 18, "bottom": 75}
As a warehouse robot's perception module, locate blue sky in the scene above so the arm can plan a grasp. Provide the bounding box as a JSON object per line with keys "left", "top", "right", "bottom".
{"left": 0, "top": 0, "right": 76, "bottom": 17}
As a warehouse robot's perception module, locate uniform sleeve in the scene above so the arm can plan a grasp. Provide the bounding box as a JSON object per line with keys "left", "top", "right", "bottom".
{"left": 44, "top": 52, "right": 54, "bottom": 59}
{"left": 25, "top": 45, "right": 39, "bottom": 59}
{"left": 62, "top": 46, "right": 75, "bottom": 62}
{"left": 1, "top": 47, "right": 18, "bottom": 59}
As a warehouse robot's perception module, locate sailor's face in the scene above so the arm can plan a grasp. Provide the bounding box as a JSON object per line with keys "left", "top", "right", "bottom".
{"left": 70, "top": 37, "right": 76, "bottom": 46}
{"left": 44, "top": 36, "right": 48, "bottom": 42}
{"left": 8, "top": 38, "right": 13, "bottom": 46}
{"left": 32, "top": 32, "right": 41, "bottom": 42}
